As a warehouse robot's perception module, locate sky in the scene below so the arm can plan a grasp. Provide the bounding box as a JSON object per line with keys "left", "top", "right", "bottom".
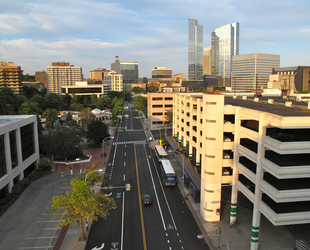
{"left": 0, "top": 0, "right": 310, "bottom": 79}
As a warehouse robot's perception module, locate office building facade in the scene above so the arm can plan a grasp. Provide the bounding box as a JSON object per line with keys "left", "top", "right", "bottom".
{"left": 232, "top": 53, "right": 280, "bottom": 92}
{"left": 90, "top": 67, "right": 111, "bottom": 80}
{"left": 188, "top": 18, "right": 203, "bottom": 80}
{"left": 46, "top": 62, "right": 83, "bottom": 94}
{"left": 211, "top": 22, "right": 239, "bottom": 86}
{"left": 35, "top": 70, "right": 47, "bottom": 88}
{"left": 173, "top": 93, "right": 310, "bottom": 249}
{"left": 152, "top": 67, "right": 172, "bottom": 78}
{"left": 203, "top": 47, "right": 211, "bottom": 75}
{"left": 104, "top": 70, "right": 123, "bottom": 92}
{"left": 0, "top": 115, "right": 39, "bottom": 197}
{"left": 0, "top": 62, "right": 23, "bottom": 94}
{"left": 111, "top": 55, "right": 138, "bottom": 83}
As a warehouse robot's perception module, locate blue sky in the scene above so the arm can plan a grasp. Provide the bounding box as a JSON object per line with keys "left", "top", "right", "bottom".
{"left": 0, "top": 0, "right": 309, "bottom": 78}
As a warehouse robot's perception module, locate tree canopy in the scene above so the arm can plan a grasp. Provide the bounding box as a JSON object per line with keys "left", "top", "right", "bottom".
{"left": 51, "top": 177, "right": 116, "bottom": 240}
{"left": 131, "top": 86, "right": 145, "bottom": 93}
{"left": 86, "top": 120, "right": 109, "bottom": 145}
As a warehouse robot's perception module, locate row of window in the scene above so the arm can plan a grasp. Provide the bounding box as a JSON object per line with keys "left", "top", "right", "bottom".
{"left": 152, "top": 104, "right": 173, "bottom": 108}
{"left": 152, "top": 97, "right": 173, "bottom": 101}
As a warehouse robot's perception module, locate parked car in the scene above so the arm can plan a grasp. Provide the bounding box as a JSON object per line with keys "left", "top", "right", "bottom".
{"left": 142, "top": 194, "right": 152, "bottom": 205}
{"left": 254, "top": 93, "right": 262, "bottom": 98}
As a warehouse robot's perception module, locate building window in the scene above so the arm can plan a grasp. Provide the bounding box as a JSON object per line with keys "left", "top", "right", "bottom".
{"left": 152, "top": 112, "right": 163, "bottom": 116}
{"left": 205, "top": 171, "right": 214, "bottom": 175}
{"left": 204, "top": 188, "right": 214, "bottom": 193}
{"left": 152, "top": 105, "right": 163, "bottom": 108}
{"left": 165, "top": 104, "right": 173, "bottom": 108}
{"left": 206, "top": 119, "right": 216, "bottom": 123}
{"left": 165, "top": 97, "right": 173, "bottom": 100}
{"left": 206, "top": 137, "right": 215, "bottom": 140}
{"left": 205, "top": 154, "right": 215, "bottom": 158}
{"left": 10, "top": 130, "right": 18, "bottom": 169}
{"left": 206, "top": 102, "right": 216, "bottom": 105}
{"left": 0, "top": 135, "right": 6, "bottom": 178}
{"left": 152, "top": 97, "right": 163, "bottom": 101}
{"left": 20, "top": 123, "right": 35, "bottom": 161}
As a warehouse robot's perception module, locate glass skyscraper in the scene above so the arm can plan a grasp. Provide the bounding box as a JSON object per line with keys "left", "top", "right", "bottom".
{"left": 188, "top": 18, "right": 203, "bottom": 80}
{"left": 211, "top": 22, "right": 239, "bottom": 86}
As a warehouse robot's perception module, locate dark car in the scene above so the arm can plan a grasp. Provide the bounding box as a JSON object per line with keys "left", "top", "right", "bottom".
{"left": 254, "top": 93, "right": 262, "bottom": 98}
{"left": 142, "top": 195, "right": 152, "bottom": 205}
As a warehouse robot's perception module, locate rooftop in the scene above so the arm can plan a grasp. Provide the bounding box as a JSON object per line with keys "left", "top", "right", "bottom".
{"left": 0, "top": 115, "right": 34, "bottom": 127}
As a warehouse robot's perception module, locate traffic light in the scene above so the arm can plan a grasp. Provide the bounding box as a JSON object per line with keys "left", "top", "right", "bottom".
{"left": 125, "top": 183, "right": 131, "bottom": 191}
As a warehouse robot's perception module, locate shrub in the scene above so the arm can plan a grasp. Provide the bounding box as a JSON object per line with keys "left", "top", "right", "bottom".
{"left": 20, "top": 178, "right": 30, "bottom": 187}
{"left": 12, "top": 184, "right": 22, "bottom": 195}
{"left": 0, "top": 198, "right": 8, "bottom": 205}
{"left": 5, "top": 193, "right": 16, "bottom": 201}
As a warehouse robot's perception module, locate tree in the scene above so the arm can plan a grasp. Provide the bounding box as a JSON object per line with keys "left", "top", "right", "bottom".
{"left": 45, "top": 93, "right": 62, "bottom": 110}
{"left": 131, "top": 86, "right": 145, "bottom": 93}
{"left": 23, "top": 74, "right": 35, "bottom": 82}
{"left": 69, "top": 103, "right": 84, "bottom": 111}
{"left": 97, "top": 97, "right": 112, "bottom": 110}
{"left": 51, "top": 177, "right": 116, "bottom": 241}
{"left": 0, "top": 87, "right": 19, "bottom": 115}
{"left": 30, "top": 95, "right": 47, "bottom": 111}
{"left": 86, "top": 120, "right": 109, "bottom": 145}
{"left": 197, "top": 87, "right": 206, "bottom": 92}
{"left": 42, "top": 108, "right": 59, "bottom": 128}
{"left": 133, "top": 96, "right": 147, "bottom": 113}
{"left": 62, "top": 93, "right": 72, "bottom": 110}
{"left": 22, "top": 85, "right": 39, "bottom": 99}
{"left": 165, "top": 109, "right": 173, "bottom": 124}
{"left": 40, "top": 127, "right": 81, "bottom": 160}
{"left": 80, "top": 107, "right": 95, "bottom": 129}
{"left": 90, "top": 94, "right": 98, "bottom": 107}
{"left": 19, "top": 102, "right": 41, "bottom": 115}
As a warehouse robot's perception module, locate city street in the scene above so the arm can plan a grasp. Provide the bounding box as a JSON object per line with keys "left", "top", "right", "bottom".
{"left": 85, "top": 110, "right": 208, "bottom": 250}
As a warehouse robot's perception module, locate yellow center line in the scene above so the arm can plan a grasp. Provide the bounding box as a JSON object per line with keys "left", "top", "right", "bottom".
{"left": 134, "top": 144, "right": 147, "bottom": 250}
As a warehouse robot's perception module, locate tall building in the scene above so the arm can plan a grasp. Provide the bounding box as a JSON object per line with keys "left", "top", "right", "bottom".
{"left": 111, "top": 55, "right": 138, "bottom": 83}
{"left": 152, "top": 67, "right": 172, "bottom": 78}
{"left": 46, "top": 62, "right": 83, "bottom": 94}
{"left": 35, "top": 70, "right": 47, "bottom": 88}
{"left": 203, "top": 47, "right": 211, "bottom": 75}
{"left": 188, "top": 18, "right": 203, "bottom": 80}
{"left": 90, "top": 67, "right": 111, "bottom": 80}
{"left": 0, "top": 62, "right": 23, "bottom": 94}
{"left": 173, "top": 93, "right": 310, "bottom": 249}
{"left": 0, "top": 115, "right": 39, "bottom": 196}
{"left": 211, "top": 22, "right": 239, "bottom": 86}
{"left": 232, "top": 53, "right": 280, "bottom": 92}
{"left": 104, "top": 70, "right": 123, "bottom": 92}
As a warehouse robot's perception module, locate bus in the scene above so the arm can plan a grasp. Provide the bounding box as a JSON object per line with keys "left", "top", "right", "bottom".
{"left": 154, "top": 145, "right": 168, "bottom": 162}
{"left": 160, "top": 159, "right": 176, "bottom": 186}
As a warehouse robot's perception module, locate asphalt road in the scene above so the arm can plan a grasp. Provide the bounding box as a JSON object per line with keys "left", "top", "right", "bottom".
{"left": 85, "top": 110, "right": 208, "bottom": 250}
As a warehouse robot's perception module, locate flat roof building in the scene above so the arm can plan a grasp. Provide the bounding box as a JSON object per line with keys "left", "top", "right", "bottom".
{"left": 0, "top": 62, "right": 23, "bottom": 94}
{"left": 46, "top": 62, "right": 83, "bottom": 94}
{"left": 0, "top": 115, "right": 39, "bottom": 197}
{"left": 152, "top": 67, "right": 172, "bottom": 79}
{"left": 90, "top": 67, "right": 111, "bottom": 80}
{"left": 111, "top": 55, "right": 138, "bottom": 83}
{"left": 173, "top": 93, "right": 310, "bottom": 249}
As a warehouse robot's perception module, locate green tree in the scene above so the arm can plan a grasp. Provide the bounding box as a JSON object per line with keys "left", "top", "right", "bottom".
{"left": 42, "top": 108, "right": 59, "bottom": 128}
{"left": 30, "top": 95, "right": 47, "bottom": 111}
{"left": 51, "top": 177, "right": 116, "bottom": 241}
{"left": 165, "top": 109, "right": 173, "bottom": 124}
{"left": 149, "top": 88, "right": 155, "bottom": 92}
{"left": 80, "top": 107, "right": 95, "bottom": 129}
{"left": 97, "top": 97, "right": 112, "bottom": 110}
{"left": 45, "top": 93, "right": 62, "bottom": 110}
{"left": 23, "top": 74, "right": 35, "bottom": 82}
{"left": 0, "top": 87, "right": 19, "bottom": 115}
{"left": 107, "top": 91, "right": 122, "bottom": 99}
{"left": 90, "top": 94, "right": 98, "bottom": 107}
{"left": 69, "top": 103, "right": 84, "bottom": 111}
{"left": 19, "top": 102, "right": 41, "bottom": 115}
{"left": 133, "top": 96, "right": 147, "bottom": 113}
{"left": 131, "top": 86, "right": 145, "bottom": 93}
{"left": 72, "top": 93, "right": 80, "bottom": 103}
{"left": 121, "top": 91, "right": 132, "bottom": 102}
{"left": 22, "top": 85, "right": 39, "bottom": 99}
{"left": 197, "top": 87, "right": 206, "bottom": 92}
{"left": 86, "top": 120, "right": 109, "bottom": 145}
{"left": 61, "top": 93, "right": 72, "bottom": 110}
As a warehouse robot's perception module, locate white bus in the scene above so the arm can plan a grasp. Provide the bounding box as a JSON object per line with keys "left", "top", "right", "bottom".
{"left": 154, "top": 145, "right": 168, "bottom": 162}
{"left": 160, "top": 159, "right": 176, "bottom": 186}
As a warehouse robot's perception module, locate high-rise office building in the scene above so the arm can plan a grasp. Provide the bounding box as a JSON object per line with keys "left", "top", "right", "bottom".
{"left": 203, "top": 47, "right": 211, "bottom": 75}
{"left": 46, "top": 62, "right": 83, "bottom": 94}
{"left": 232, "top": 53, "right": 280, "bottom": 91}
{"left": 104, "top": 70, "right": 123, "bottom": 92}
{"left": 111, "top": 55, "right": 138, "bottom": 83}
{"left": 152, "top": 67, "right": 172, "bottom": 78}
{"left": 0, "top": 62, "right": 23, "bottom": 94}
{"left": 211, "top": 22, "right": 239, "bottom": 86}
{"left": 188, "top": 18, "right": 203, "bottom": 80}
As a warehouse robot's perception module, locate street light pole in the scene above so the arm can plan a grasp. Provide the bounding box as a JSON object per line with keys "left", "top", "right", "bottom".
{"left": 102, "top": 136, "right": 114, "bottom": 165}
{"left": 197, "top": 234, "right": 229, "bottom": 250}
{"left": 174, "top": 150, "right": 185, "bottom": 187}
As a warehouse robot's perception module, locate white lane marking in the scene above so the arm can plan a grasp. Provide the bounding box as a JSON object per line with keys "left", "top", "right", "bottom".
{"left": 121, "top": 192, "right": 125, "bottom": 250}
{"left": 124, "top": 152, "right": 126, "bottom": 156}
{"left": 143, "top": 145, "right": 166, "bottom": 230}
{"left": 21, "top": 247, "right": 53, "bottom": 249}
{"left": 123, "top": 174, "right": 125, "bottom": 181}
{"left": 124, "top": 162, "right": 126, "bottom": 167}
{"left": 112, "top": 144, "right": 118, "bottom": 167}
{"left": 150, "top": 156, "right": 178, "bottom": 230}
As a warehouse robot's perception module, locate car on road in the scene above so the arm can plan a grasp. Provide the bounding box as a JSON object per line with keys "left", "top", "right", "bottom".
{"left": 254, "top": 93, "right": 262, "bottom": 98}
{"left": 142, "top": 194, "right": 152, "bottom": 205}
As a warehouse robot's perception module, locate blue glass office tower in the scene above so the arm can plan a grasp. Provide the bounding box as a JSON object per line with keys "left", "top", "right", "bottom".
{"left": 211, "top": 22, "right": 239, "bottom": 86}
{"left": 188, "top": 18, "right": 203, "bottom": 80}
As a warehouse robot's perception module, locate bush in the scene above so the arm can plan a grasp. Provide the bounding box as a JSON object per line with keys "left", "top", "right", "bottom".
{"left": 0, "top": 198, "right": 8, "bottom": 205}
{"left": 12, "top": 184, "right": 22, "bottom": 195}
{"left": 19, "top": 178, "right": 30, "bottom": 187}
{"left": 5, "top": 193, "right": 16, "bottom": 201}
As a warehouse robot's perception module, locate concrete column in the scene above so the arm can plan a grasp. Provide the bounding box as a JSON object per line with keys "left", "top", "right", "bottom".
{"left": 16, "top": 128, "right": 24, "bottom": 180}
{"left": 4, "top": 132, "right": 13, "bottom": 192}
{"left": 195, "top": 147, "right": 201, "bottom": 170}
{"left": 183, "top": 139, "right": 187, "bottom": 152}
{"left": 188, "top": 144, "right": 192, "bottom": 159}
{"left": 250, "top": 112, "right": 265, "bottom": 250}
{"left": 32, "top": 121, "right": 40, "bottom": 169}
{"left": 230, "top": 107, "right": 240, "bottom": 225}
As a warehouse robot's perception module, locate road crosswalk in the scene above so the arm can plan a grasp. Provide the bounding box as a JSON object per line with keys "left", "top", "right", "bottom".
{"left": 112, "top": 140, "right": 147, "bottom": 145}
{"left": 117, "top": 129, "right": 144, "bottom": 132}
{"left": 296, "top": 239, "right": 310, "bottom": 250}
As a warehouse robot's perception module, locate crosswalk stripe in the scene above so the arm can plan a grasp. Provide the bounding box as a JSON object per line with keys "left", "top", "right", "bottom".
{"left": 113, "top": 141, "right": 147, "bottom": 145}
{"left": 295, "top": 239, "right": 310, "bottom": 250}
